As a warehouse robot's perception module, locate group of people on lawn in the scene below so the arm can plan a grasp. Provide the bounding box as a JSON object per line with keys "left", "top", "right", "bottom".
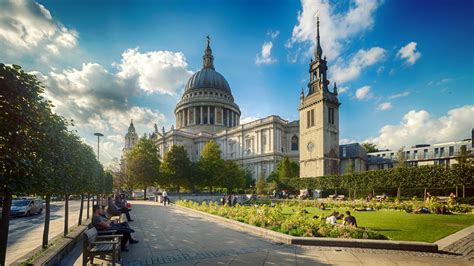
{"left": 324, "top": 210, "right": 358, "bottom": 227}
{"left": 92, "top": 194, "right": 139, "bottom": 252}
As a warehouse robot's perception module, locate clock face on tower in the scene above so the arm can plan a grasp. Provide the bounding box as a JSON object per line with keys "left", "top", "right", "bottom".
{"left": 307, "top": 141, "right": 314, "bottom": 152}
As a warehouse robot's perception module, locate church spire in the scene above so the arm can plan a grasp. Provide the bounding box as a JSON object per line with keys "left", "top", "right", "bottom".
{"left": 314, "top": 15, "right": 323, "bottom": 60}
{"left": 203, "top": 35, "right": 215, "bottom": 69}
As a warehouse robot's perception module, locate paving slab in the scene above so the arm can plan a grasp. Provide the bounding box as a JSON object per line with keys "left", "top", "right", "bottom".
{"left": 63, "top": 201, "right": 473, "bottom": 265}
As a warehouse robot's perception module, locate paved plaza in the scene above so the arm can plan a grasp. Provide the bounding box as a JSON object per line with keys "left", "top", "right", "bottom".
{"left": 64, "top": 201, "right": 472, "bottom": 265}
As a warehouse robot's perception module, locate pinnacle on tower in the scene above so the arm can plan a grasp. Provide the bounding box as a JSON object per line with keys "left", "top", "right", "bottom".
{"left": 203, "top": 35, "right": 215, "bottom": 69}
{"left": 314, "top": 15, "right": 323, "bottom": 60}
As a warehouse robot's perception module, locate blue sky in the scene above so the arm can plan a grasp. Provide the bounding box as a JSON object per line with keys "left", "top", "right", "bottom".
{"left": 1, "top": 0, "right": 473, "bottom": 166}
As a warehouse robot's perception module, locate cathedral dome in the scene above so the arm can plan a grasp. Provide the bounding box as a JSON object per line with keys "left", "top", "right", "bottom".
{"left": 175, "top": 36, "right": 241, "bottom": 134}
{"left": 184, "top": 68, "right": 231, "bottom": 93}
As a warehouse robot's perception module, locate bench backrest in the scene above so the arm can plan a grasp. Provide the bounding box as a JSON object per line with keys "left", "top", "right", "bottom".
{"left": 84, "top": 227, "right": 98, "bottom": 244}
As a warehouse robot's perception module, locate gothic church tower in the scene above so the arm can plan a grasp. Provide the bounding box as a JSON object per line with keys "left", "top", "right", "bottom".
{"left": 123, "top": 119, "right": 138, "bottom": 152}
{"left": 299, "top": 17, "right": 340, "bottom": 177}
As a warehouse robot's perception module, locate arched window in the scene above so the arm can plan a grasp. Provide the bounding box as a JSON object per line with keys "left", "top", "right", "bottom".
{"left": 291, "top": 136, "right": 298, "bottom": 151}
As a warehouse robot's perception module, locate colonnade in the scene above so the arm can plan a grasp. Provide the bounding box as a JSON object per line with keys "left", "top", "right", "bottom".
{"left": 176, "top": 105, "right": 240, "bottom": 128}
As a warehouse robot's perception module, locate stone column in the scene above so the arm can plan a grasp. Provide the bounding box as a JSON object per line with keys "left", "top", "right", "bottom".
{"left": 221, "top": 108, "right": 224, "bottom": 125}
{"left": 207, "top": 106, "right": 210, "bottom": 124}
{"left": 193, "top": 107, "right": 196, "bottom": 125}
{"left": 200, "top": 106, "right": 203, "bottom": 125}
{"left": 230, "top": 111, "right": 234, "bottom": 127}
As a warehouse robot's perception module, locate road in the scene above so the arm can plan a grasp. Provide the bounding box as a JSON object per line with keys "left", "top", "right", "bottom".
{"left": 6, "top": 200, "right": 87, "bottom": 265}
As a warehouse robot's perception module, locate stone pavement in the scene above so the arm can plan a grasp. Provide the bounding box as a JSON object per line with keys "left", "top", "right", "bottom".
{"left": 66, "top": 201, "right": 472, "bottom": 265}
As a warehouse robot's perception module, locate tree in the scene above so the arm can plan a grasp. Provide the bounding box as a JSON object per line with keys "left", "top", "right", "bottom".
{"left": 344, "top": 159, "right": 355, "bottom": 175}
{"left": 161, "top": 145, "right": 192, "bottom": 192}
{"left": 256, "top": 172, "right": 266, "bottom": 195}
{"left": 393, "top": 147, "right": 407, "bottom": 200}
{"left": 361, "top": 142, "right": 378, "bottom": 153}
{"left": 219, "top": 160, "right": 245, "bottom": 193}
{"left": 125, "top": 136, "right": 161, "bottom": 200}
{"left": 0, "top": 64, "right": 66, "bottom": 264}
{"left": 198, "top": 140, "right": 224, "bottom": 193}
{"left": 452, "top": 146, "right": 473, "bottom": 198}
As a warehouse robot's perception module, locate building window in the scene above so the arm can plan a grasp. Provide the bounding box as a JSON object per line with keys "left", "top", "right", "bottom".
{"left": 216, "top": 107, "right": 222, "bottom": 124}
{"left": 424, "top": 149, "right": 429, "bottom": 159}
{"left": 440, "top": 147, "right": 445, "bottom": 157}
{"left": 223, "top": 108, "right": 227, "bottom": 126}
{"left": 328, "top": 107, "right": 335, "bottom": 125}
{"left": 449, "top": 146, "right": 454, "bottom": 156}
{"left": 311, "top": 109, "right": 315, "bottom": 127}
{"left": 406, "top": 151, "right": 410, "bottom": 159}
{"left": 291, "top": 136, "right": 298, "bottom": 151}
{"left": 434, "top": 148, "right": 439, "bottom": 158}
{"left": 414, "top": 150, "right": 418, "bottom": 159}
{"left": 342, "top": 146, "right": 347, "bottom": 157}
{"left": 306, "top": 110, "right": 310, "bottom": 128}
{"left": 197, "top": 107, "right": 201, "bottom": 124}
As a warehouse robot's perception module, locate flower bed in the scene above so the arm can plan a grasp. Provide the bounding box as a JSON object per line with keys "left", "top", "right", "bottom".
{"left": 261, "top": 198, "right": 472, "bottom": 214}
{"left": 176, "top": 200, "right": 388, "bottom": 240}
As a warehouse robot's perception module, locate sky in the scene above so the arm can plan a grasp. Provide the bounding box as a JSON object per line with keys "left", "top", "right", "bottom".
{"left": 1, "top": 0, "right": 473, "bottom": 167}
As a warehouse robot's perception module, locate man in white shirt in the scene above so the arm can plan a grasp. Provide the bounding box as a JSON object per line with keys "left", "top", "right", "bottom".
{"left": 326, "top": 211, "right": 339, "bottom": 225}
{"left": 162, "top": 190, "right": 169, "bottom": 206}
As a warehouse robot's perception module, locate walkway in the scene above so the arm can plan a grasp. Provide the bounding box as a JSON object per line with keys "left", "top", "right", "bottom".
{"left": 66, "top": 201, "right": 471, "bottom": 265}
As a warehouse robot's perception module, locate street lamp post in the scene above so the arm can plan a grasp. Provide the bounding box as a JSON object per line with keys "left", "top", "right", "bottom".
{"left": 92, "top": 132, "right": 104, "bottom": 209}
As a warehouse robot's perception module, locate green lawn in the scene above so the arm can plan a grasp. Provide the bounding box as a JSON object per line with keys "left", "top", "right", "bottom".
{"left": 282, "top": 207, "right": 474, "bottom": 243}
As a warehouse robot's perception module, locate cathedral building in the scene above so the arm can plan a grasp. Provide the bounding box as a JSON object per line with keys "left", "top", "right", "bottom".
{"left": 122, "top": 20, "right": 351, "bottom": 179}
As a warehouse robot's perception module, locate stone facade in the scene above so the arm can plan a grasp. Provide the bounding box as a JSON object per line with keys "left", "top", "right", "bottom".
{"left": 298, "top": 17, "right": 340, "bottom": 177}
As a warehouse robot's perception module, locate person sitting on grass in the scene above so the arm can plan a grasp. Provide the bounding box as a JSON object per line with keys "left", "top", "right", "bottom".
{"left": 92, "top": 205, "right": 139, "bottom": 252}
{"left": 343, "top": 211, "right": 357, "bottom": 227}
{"left": 108, "top": 196, "right": 133, "bottom": 222}
{"left": 326, "top": 211, "right": 339, "bottom": 225}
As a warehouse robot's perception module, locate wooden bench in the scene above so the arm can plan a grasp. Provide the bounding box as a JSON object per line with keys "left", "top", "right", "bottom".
{"left": 436, "top": 196, "right": 449, "bottom": 203}
{"left": 335, "top": 195, "right": 345, "bottom": 201}
{"left": 83, "top": 227, "right": 122, "bottom": 266}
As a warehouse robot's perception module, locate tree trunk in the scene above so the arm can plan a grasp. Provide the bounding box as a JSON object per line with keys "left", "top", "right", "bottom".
{"left": 423, "top": 188, "right": 427, "bottom": 201}
{"left": 144, "top": 187, "right": 147, "bottom": 200}
{"left": 354, "top": 189, "right": 356, "bottom": 199}
{"left": 87, "top": 194, "right": 90, "bottom": 219}
{"left": 372, "top": 189, "right": 375, "bottom": 196}
{"left": 78, "top": 194, "right": 84, "bottom": 225}
{"left": 455, "top": 186, "right": 458, "bottom": 197}
{"left": 42, "top": 194, "right": 51, "bottom": 248}
{"left": 64, "top": 195, "right": 69, "bottom": 237}
{"left": 397, "top": 187, "right": 401, "bottom": 200}
{"left": 0, "top": 191, "right": 12, "bottom": 266}
{"left": 462, "top": 185, "right": 465, "bottom": 198}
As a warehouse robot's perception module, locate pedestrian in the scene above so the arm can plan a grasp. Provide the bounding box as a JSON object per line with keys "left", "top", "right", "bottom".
{"left": 162, "top": 190, "right": 169, "bottom": 206}
{"left": 232, "top": 194, "right": 238, "bottom": 206}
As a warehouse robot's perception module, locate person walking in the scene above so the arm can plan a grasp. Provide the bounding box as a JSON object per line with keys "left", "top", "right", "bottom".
{"left": 162, "top": 190, "right": 169, "bottom": 206}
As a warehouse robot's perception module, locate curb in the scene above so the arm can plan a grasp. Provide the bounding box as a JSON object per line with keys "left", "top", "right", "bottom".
{"left": 174, "top": 204, "right": 439, "bottom": 253}
{"left": 435, "top": 225, "right": 474, "bottom": 250}
{"left": 12, "top": 223, "right": 88, "bottom": 266}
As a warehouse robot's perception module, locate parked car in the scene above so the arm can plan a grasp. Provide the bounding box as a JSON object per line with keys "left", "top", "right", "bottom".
{"left": 10, "top": 198, "right": 43, "bottom": 217}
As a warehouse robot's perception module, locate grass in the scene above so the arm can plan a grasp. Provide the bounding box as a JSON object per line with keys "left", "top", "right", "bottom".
{"left": 282, "top": 207, "right": 474, "bottom": 243}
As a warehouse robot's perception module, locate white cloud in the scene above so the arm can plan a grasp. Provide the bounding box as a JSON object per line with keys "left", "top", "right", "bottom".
{"left": 388, "top": 91, "right": 410, "bottom": 99}
{"left": 287, "top": 0, "right": 382, "bottom": 61}
{"left": 377, "top": 102, "right": 393, "bottom": 111}
{"left": 268, "top": 30, "right": 280, "bottom": 39}
{"left": 0, "top": 0, "right": 78, "bottom": 61}
{"left": 397, "top": 42, "right": 421, "bottom": 65}
{"left": 331, "top": 47, "right": 386, "bottom": 84}
{"left": 115, "top": 48, "right": 193, "bottom": 95}
{"left": 338, "top": 86, "right": 349, "bottom": 94}
{"left": 367, "top": 105, "right": 474, "bottom": 150}
{"left": 355, "top": 86, "right": 372, "bottom": 100}
{"left": 35, "top": 60, "right": 169, "bottom": 164}
{"left": 255, "top": 41, "right": 277, "bottom": 65}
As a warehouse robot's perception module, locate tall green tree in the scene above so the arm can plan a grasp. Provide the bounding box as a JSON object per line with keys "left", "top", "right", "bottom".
{"left": 0, "top": 64, "right": 66, "bottom": 264}
{"left": 452, "top": 146, "right": 473, "bottom": 197}
{"left": 219, "top": 160, "right": 245, "bottom": 193}
{"left": 361, "top": 142, "right": 378, "bottom": 153}
{"left": 198, "top": 140, "right": 224, "bottom": 193}
{"left": 125, "top": 136, "right": 161, "bottom": 199}
{"left": 256, "top": 172, "right": 266, "bottom": 195}
{"left": 161, "top": 145, "right": 192, "bottom": 192}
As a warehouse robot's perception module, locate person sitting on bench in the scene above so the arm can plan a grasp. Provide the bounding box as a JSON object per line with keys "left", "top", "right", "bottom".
{"left": 92, "top": 205, "right": 138, "bottom": 252}
{"left": 108, "top": 197, "right": 133, "bottom": 222}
